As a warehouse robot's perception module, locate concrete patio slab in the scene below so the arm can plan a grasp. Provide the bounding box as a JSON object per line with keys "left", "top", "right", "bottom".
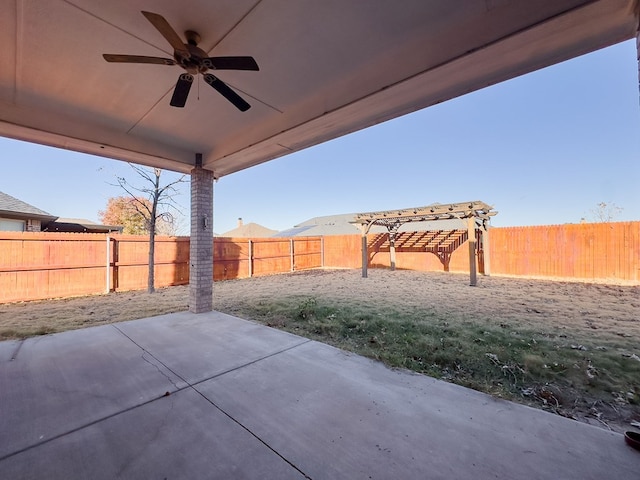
{"left": 1, "top": 311, "right": 638, "bottom": 479}
{"left": 0, "top": 324, "right": 186, "bottom": 459}
{"left": 114, "top": 311, "right": 307, "bottom": 384}
{"left": 199, "top": 339, "right": 639, "bottom": 479}
{"left": 1, "top": 387, "right": 306, "bottom": 480}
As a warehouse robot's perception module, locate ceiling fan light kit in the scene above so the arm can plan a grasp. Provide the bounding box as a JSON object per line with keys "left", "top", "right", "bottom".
{"left": 102, "top": 11, "right": 259, "bottom": 110}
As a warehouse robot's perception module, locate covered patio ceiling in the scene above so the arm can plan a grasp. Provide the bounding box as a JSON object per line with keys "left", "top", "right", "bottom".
{"left": 1, "top": 1, "right": 637, "bottom": 178}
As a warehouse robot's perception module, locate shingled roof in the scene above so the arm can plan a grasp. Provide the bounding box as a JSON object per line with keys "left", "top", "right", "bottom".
{"left": 274, "top": 213, "right": 467, "bottom": 237}
{"left": 220, "top": 218, "right": 277, "bottom": 238}
{"left": 0, "top": 191, "right": 57, "bottom": 221}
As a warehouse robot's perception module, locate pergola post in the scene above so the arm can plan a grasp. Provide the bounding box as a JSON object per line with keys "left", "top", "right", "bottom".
{"left": 361, "top": 225, "right": 368, "bottom": 278}
{"left": 387, "top": 227, "right": 399, "bottom": 272}
{"left": 388, "top": 227, "right": 397, "bottom": 271}
{"left": 189, "top": 159, "right": 214, "bottom": 313}
{"left": 481, "top": 221, "right": 491, "bottom": 276}
{"left": 467, "top": 216, "right": 477, "bottom": 286}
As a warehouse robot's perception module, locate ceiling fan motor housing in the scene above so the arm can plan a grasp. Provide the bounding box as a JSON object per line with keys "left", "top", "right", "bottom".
{"left": 175, "top": 35, "right": 209, "bottom": 74}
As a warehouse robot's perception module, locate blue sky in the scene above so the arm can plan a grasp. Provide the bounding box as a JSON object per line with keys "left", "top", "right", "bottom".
{"left": 1, "top": 39, "right": 638, "bottom": 235}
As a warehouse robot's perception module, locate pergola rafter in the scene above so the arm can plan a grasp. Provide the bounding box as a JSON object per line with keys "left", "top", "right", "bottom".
{"left": 351, "top": 201, "right": 497, "bottom": 285}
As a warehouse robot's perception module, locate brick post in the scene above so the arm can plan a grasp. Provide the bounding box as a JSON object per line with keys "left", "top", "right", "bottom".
{"left": 189, "top": 166, "right": 214, "bottom": 313}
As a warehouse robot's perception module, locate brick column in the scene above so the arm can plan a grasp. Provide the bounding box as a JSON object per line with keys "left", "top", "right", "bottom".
{"left": 189, "top": 166, "right": 214, "bottom": 313}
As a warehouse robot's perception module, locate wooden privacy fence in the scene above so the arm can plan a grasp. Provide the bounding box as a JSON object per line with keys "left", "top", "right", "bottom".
{"left": 488, "top": 222, "right": 640, "bottom": 283}
{"left": 0, "top": 221, "right": 638, "bottom": 303}
{"left": 214, "top": 237, "right": 323, "bottom": 280}
{"left": 0, "top": 233, "right": 189, "bottom": 303}
{"left": 0, "top": 233, "right": 324, "bottom": 303}
{"left": 357, "top": 221, "right": 640, "bottom": 284}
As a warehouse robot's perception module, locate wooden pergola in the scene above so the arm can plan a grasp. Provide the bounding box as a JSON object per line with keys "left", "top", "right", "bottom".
{"left": 352, "top": 201, "right": 497, "bottom": 286}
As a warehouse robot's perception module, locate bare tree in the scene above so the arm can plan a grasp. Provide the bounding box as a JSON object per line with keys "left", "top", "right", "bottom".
{"left": 156, "top": 212, "right": 187, "bottom": 236}
{"left": 589, "top": 202, "right": 623, "bottom": 223}
{"left": 113, "top": 164, "right": 187, "bottom": 293}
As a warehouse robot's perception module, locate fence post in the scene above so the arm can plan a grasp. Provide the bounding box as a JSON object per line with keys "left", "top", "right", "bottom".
{"left": 361, "top": 229, "right": 368, "bottom": 278}
{"left": 105, "top": 235, "right": 111, "bottom": 293}
{"left": 482, "top": 224, "right": 491, "bottom": 276}
{"left": 248, "top": 239, "right": 253, "bottom": 278}
{"left": 290, "top": 238, "right": 295, "bottom": 272}
{"left": 468, "top": 216, "right": 477, "bottom": 286}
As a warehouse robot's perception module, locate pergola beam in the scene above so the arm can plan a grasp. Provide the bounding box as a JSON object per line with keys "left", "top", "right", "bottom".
{"left": 353, "top": 201, "right": 494, "bottom": 224}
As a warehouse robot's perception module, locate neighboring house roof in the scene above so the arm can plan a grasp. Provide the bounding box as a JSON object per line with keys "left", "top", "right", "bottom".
{"left": 220, "top": 219, "right": 277, "bottom": 238}
{"left": 272, "top": 225, "right": 317, "bottom": 237}
{"left": 0, "top": 191, "right": 57, "bottom": 222}
{"left": 274, "top": 213, "right": 468, "bottom": 237}
{"left": 274, "top": 213, "right": 364, "bottom": 237}
{"left": 44, "top": 218, "right": 123, "bottom": 233}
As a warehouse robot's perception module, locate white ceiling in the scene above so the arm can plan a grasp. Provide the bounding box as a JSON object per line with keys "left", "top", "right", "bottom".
{"left": 0, "top": 0, "right": 637, "bottom": 177}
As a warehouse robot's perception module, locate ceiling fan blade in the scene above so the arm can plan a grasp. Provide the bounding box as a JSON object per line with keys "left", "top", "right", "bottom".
{"left": 103, "top": 54, "right": 175, "bottom": 65}
{"left": 203, "top": 74, "right": 251, "bottom": 112}
{"left": 170, "top": 73, "right": 193, "bottom": 108}
{"left": 141, "top": 11, "right": 189, "bottom": 57}
{"left": 203, "top": 56, "right": 259, "bottom": 71}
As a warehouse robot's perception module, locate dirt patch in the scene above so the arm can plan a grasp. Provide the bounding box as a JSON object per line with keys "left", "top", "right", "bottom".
{"left": 1, "top": 268, "right": 638, "bottom": 432}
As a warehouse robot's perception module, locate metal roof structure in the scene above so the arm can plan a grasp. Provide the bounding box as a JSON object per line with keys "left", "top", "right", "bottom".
{"left": 43, "top": 218, "right": 123, "bottom": 234}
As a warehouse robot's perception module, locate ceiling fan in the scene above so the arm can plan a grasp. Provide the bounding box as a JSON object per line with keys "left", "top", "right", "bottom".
{"left": 103, "top": 11, "right": 259, "bottom": 111}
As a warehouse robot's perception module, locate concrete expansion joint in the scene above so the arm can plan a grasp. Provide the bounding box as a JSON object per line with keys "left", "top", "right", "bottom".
{"left": 190, "top": 338, "right": 312, "bottom": 390}
{"left": 181, "top": 339, "right": 315, "bottom": 479}
{"left": 190, "top": 381, "right": 313, "bottom": 480}
{"left": 0, "top": 332, "right": 315, "bottom": 471}
{"left": 0, "top": 328, "right": 189, "bottom": 462}
{"left": 0, "top": 386, "right": 180, "bottom": 464}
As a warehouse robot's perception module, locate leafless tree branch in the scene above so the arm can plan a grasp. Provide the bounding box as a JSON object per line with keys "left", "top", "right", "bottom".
{"left": 106, "top": 163, "right": 188, "bottom": 292}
